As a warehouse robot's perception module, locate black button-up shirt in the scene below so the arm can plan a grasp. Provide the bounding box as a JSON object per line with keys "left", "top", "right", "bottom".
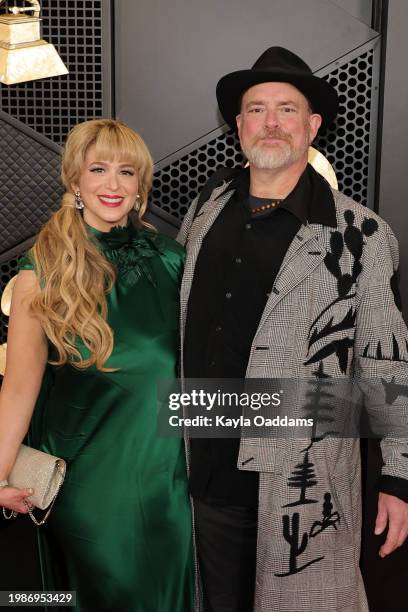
{"left": 184, "top": 165, "right": 312, "bottom": 505}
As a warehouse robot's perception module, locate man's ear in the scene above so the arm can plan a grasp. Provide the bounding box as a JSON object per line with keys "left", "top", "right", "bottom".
{"left": 309, "top": 113, "right": 322, "bottom": 143}
{"left": 236, "top": 114, "right": 242, "bottom": 138}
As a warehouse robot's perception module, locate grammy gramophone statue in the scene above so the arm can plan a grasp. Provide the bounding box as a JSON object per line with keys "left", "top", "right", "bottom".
{"left": 0, "top": 0, "right": 68, "bottom": 84}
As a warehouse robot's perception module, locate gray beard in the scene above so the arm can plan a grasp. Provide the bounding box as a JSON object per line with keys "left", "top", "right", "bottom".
{"left": 242, "top": 135, "right": 310, "bottom": 170}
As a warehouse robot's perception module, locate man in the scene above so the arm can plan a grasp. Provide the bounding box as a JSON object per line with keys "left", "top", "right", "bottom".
{"left": 178, "top": 47, "right": 408, "bottom": 611}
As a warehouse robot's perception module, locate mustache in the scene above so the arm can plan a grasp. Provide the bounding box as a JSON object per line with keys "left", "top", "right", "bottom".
{"left": 258, "top": 129, "right": 292, "bottom": 143}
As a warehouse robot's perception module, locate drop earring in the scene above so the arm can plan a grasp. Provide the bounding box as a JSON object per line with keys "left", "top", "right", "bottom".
{"left": 134, "top": 194, "right": 141, "bottom": 211}
{"left": 75, "top": 190, "right": 84, "bottom": 210}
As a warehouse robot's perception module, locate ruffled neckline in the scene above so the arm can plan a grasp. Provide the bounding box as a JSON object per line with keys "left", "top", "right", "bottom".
{"left": 87, "top": 222, "right": 161, "bottom": 287}
{"left": 87, "top": 222, "right": 142, "bottom": 250}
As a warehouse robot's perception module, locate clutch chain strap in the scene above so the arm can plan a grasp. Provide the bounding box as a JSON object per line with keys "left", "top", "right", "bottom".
{"left": 2, "top": 508, "right": 18, "bottom": 519}
{"left": 2, "top": 460, "right": 66, "bottom": 526}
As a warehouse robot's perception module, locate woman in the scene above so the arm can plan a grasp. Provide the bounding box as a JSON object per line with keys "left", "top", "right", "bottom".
{"left": 0, "top": 119, "right": 194, "bottom": 611}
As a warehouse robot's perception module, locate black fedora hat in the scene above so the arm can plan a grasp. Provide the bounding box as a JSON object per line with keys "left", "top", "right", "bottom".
{"left": 216, "top": 46, "right": 338, "bottom": 131}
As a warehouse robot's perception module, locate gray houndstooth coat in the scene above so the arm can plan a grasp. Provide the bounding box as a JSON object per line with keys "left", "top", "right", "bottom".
{"left": 177, "top": 172, "right": 408, "bottom": 612}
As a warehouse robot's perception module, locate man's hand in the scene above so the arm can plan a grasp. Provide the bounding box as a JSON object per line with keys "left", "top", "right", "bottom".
{"left": 375, "top": 492, "right": 408, "bottom": 557}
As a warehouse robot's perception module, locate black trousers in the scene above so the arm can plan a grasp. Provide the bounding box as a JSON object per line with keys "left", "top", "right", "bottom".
{"left": 194, "top": 499, "right": 258, "bottom": 612}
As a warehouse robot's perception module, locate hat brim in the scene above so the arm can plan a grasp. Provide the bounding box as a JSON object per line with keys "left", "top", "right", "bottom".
{"left": 216, "top": 69, "right": 338, "bottom": 132}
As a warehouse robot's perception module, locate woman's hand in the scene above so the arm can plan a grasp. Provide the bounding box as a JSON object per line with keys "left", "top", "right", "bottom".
{"left": 0, "top": 486, "right": 33, "bottom": 514}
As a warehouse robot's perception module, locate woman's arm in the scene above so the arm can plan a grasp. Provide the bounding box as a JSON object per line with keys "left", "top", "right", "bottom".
{"left": 0, "top": 270, "right": 48, "bottom": 513}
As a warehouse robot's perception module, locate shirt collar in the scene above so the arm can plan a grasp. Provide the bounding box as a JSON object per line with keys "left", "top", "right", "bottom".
{"left": 229, "top": 163, "right": 337, "bottom": 228}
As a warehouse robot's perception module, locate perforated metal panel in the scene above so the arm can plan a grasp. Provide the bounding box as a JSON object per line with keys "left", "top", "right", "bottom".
{"left": 315, "top": 49, "right": 375, "bottom": 206}
{"left": 151, "top": 39, "right": 380, "bottom": 223}
{"left": 151, "top": 134, "right": 245, "bottom": 222}
{"left": 0, "top": 0, "right": 107, "bottom": 145}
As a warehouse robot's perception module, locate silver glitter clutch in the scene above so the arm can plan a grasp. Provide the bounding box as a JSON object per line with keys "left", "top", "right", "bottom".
{"left": 5, "top": 444, "right": 66, "bottom": 526}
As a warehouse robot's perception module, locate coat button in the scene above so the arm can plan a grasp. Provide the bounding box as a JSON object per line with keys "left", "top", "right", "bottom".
{"left": 245, "top": 223, "right": 252, "bottom": 230}
{"left": 226, "top": 292, "right": 232, "bottom": 299}
{"left": 235, "top": 257, "right": 242, "bottom": 264}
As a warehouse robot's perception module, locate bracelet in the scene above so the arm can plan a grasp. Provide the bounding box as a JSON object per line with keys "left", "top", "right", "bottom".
{"left": 0, "top": 479, "right": 18, "bottom": 520}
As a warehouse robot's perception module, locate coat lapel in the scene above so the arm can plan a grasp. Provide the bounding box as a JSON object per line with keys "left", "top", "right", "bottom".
{"left": 257, "top": 223, "right": 331, "bottom": 331}
{"left": 180, "top": 183, "right": 235, "bottom": 330}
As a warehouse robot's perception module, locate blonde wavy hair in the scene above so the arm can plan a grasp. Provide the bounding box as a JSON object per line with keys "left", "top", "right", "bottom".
{"left": 30, "top": 119, "right": 153, "bottom": 371}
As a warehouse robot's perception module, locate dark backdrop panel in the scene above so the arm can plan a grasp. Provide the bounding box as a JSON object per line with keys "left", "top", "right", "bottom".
{"left": 0, "top": 515, "right": 42, "bottom": 595}
{"left": 0, "top": 115, "right": 62, "bottom": 254}
{"left": 378, "top": 0, "right": 408, "bottom": 319}
{"left": 115, "top": 0, "right": 376, "bottom": 164}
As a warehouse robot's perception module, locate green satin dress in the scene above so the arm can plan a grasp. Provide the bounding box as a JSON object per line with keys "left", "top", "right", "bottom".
{"left": 19, "top": 224, "right": 194, "bottom": 612}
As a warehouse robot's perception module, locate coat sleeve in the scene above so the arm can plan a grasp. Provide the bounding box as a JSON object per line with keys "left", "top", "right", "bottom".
{"left": 354, "top": 221, "right": 408, "bottom": 501}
